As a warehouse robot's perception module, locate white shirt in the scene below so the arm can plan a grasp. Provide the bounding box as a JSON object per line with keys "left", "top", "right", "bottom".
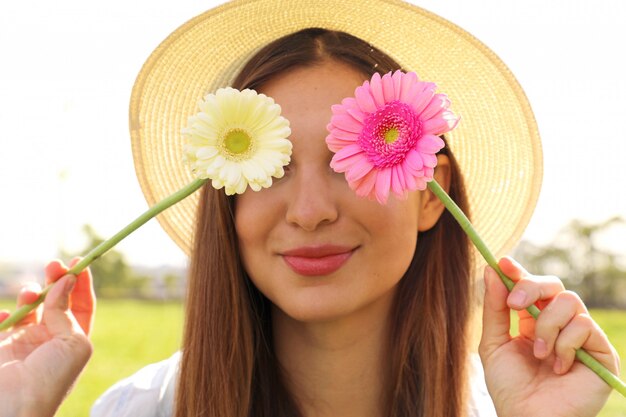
{"left": 90, "top": 352, "right": 497, "bottom": 417}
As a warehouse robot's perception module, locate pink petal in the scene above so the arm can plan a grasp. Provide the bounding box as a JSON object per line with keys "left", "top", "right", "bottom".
{"left": 399, "top": 81, "right": 422, "bottom": 106}
{"left": 355, "top": 83, "right": 378, "bottom": 113}
{"left": 404, "top": 148, "right": 424, "bottom": 172}
{"left": 397, "top": 72, "right": 418, "bottom": 102}
{"left": 408, "top": 167, "right": 425, "bottom": 179}
{"left": 381, "top": 72, "right": 396, "bottom": 102}
{"left": 422, "top": 111, "right": 459, "bottom": 135}
{"left": 333, "top": 97, "right": 366, "bottom": 124}
{"left": 423, "top": 167, "right": 435, "bottom": 179}
{"left": 333, "top": 142, "right": 364, "bottom": 159}
{"left": 401, "top": 165, "right": 418, "bottom": 191}
{"left": 391, "top": 70, "right": 403, "bottom": 100}
{"left": 341, "top": 96, "right": 358, "bottom": 108}
{"left": 410, "top": 82, "right": 436, "bottom": 115}
{"left": 374, "top": 168, "right": 392, "bottom": 204}
{"left": 369, "top": 72, "right": 386, "bottom": 108}
{"left": 391, "top": 165, "right": 407, "bottom": 196}
{"left": 346, "top": 107, "right": 366, "bottom": 123}
{"left": 330, "top": 144, "right": 366, "bottom": 172}
{"left": 420, "top": 94, "right": 449, "bottom": 120}
{"left": 331, "top": 103, "right": 348, "bottom": 115}
{"left": 415, "top": 177, "right": 428, "bottom": 190}
{"left": 422, "top": 153, "right": 438, "bottom": 168}
{"left": 346, "top": 158, "right": 374, "bottom": 183}
{"left": 326, "top": 128, "right": 360, "bottom": 151}
{"left": 416, "top": 134, "right": 445, "bottom": 153}
{"left": 353, "top": 169, "right": 378, "bottom": 198}
{"left": 330, "top": 114, "right": 363, "bottom": 133}
{"left": 447, "top": 113, "right": 460, "bottom": 131}
{"left": 329, "top": 128, "right": 359, "bottom": 141}
{"left": 326, "top": 133, "right": 358, "bottom": 152}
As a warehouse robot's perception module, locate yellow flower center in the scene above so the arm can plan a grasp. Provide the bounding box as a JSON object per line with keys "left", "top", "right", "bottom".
{"left": 224, "top": 129, "right": 252, "bottom": 156}
{"left": 384, "top": 127, "right": 399, "bottom": 144}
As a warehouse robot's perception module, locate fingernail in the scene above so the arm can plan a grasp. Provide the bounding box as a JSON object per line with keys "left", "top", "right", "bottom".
{"left": 534, "top": 338, "right": 548, "bottom": 358}
{"left": 554, "top": 357, "right": 563, "bottom": 374}
{"left": 508, "top": 289, "right": 527, "bottom": 307}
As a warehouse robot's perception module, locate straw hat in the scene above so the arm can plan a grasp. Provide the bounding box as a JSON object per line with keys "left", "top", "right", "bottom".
{"left": 130, "top": 0, "right": 542, "bottom": 269}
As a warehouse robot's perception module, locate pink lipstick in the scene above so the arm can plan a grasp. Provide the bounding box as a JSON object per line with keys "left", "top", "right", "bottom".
{"left": 282, "top": 245, "right": 355, "bottom": 276}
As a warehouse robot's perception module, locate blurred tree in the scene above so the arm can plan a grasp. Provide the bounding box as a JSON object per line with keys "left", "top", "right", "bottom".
{"left": 513, "top": 217, "right": 626, "bottom": 308}
{"left": 59, "top": 225, "right": 151, "bottom": 298}
{"left": 163, "top": 272, "right": 182, "bottom": 300}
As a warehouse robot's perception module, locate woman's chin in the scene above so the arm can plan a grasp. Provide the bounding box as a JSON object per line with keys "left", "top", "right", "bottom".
{"left": 273, "top": 299, "right": 354, "bottom": 324}
{"left": 271, "top": 286, "right": 396, "bottom": 326}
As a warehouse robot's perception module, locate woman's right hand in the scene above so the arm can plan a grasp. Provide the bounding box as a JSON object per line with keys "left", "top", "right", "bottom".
{"left": 0, "top": 259, "right": 95, "bottom": 417}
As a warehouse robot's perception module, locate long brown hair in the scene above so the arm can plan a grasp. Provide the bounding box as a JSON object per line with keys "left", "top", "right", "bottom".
{"left": 176, "top": 29, "right": 472, "bottom": 417}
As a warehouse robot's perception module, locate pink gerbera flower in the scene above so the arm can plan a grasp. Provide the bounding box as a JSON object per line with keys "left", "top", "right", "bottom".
{"left": 326, "top": 70, "right": 459, "bottom": 204}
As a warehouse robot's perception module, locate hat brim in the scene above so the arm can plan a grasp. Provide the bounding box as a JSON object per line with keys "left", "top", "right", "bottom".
{"left": 130, "top": 0, "right": 542, "bottom": 272}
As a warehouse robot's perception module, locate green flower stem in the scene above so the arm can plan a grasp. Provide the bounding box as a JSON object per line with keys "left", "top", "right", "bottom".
{"left": 0, "top": 178, "right": 207, "bottom": 332}
{"left": 427, "top": 179, "right": 626, "bottom": 397}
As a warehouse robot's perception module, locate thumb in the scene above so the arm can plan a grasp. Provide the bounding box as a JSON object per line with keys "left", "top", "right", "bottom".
{"left": 42, "top": 274, "right": 80, "bottom": 337}
{"left": 479, "top": 266, "right": 512, "bottom": 361}
{"left": 28, "top": 274, "right": 93, "bottom": 413}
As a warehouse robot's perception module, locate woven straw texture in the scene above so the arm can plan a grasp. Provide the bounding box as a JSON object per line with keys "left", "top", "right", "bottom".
{"left": 130, "top": 0, "right": 543, "bottom": 270}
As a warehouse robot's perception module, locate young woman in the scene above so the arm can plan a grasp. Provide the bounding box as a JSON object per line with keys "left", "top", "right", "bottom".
{"left": 0, "top": 2, "right": 620, "bottom": 417}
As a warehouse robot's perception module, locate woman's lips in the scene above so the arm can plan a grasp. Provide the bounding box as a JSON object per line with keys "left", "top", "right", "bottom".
{"left": 281, "top": 245, "right": 355, "bottom": 276}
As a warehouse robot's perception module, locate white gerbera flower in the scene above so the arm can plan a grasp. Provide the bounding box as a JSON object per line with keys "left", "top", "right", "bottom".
{"left": 183, "top": 87, "right": 292, "bottom": 195}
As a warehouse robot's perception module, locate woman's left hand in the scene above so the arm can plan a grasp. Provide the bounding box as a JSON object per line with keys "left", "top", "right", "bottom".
{"left": 479, "top": 257, "right": 620, "bottom": 417}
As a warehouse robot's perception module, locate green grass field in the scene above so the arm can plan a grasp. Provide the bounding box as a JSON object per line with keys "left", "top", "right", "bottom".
{"left": 61, "top": 300, "right": 185, "bottom": 417}
{"left": 1, "top": 300, "right": 625, "bottom": 416}
{"left": 589, "top": 310, "right": 626, "bottom": 417}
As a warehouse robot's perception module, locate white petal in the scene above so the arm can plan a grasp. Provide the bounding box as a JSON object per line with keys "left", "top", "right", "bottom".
{"left": 211, "top": 178, "right": 224, "bottom": 190}
{"left": 234, "top": 177, "right": 248, "bottom": 194}
{"left": 242, "top": 161, "right": 266, "bottom": 182}
{"left": 249, "top": 182, "right": 262, "bottom": 192}
{"left": 195, "top": 146, "right": 219, "bottom": 160}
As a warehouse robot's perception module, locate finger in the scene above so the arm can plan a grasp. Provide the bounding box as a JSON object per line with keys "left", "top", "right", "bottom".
{"left": 508, "top": 275, "right": 572, "bottom": 343}
{"left": 0, "top": 310, "right": 14, "bottom": 342}
{"left": 498, "top": 257, "right": 565, "bottom": 310}
{"left": 533, "top": 291, "right": 588, "bottom": 360}
{"left": 499, "top": 258, "right": 565, "bottom": 311}
{"left": 517, "top": 312, "right": 538, "bottom": 341}
{"left": 18, "top": 282, "right": 41, "bottom": 306}
{"left": 553, "top": 313, "right": 618, "bottom": 375}
{"left": 498, "top": 256, "right": 529, "bottom": 282}
{"left": 42, "top": 274, "right": 82, "bottom": 337}
{"left": 45, "top": 259, "right": 69, "bottom": 286}
{"left": 27, "top": 274, "right": 93, "bottom": 408}
{"left": 500, "top": 256, "right": 557, "bottom": 301}
{"left": 479, "top": 266, "right": 512, "bottom": 361}
{"left": 15, "top": 282, "right": 43, "bottom": 327}
{"left": 498, "top": 257, "right": 554, "bottom": 328}
{"left": 67, "top": 257, "right": 96, "bottom": 336}
{"left": 507, "top": 275, "right": 565, "bottom": 311}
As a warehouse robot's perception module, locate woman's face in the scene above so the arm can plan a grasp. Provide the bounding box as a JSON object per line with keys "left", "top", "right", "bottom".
{"left": 235, "top": 60, "right": 425, "bottom": 323}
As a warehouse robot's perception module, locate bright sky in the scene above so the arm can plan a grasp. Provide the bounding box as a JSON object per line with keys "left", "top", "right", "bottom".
{"left": 1, "top": 0, "right": 625, "bottom": 268}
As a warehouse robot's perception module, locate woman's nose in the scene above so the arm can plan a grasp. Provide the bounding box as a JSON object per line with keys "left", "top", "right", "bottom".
{"left": 285, "top": 169, "right": 339, "bottom": 232}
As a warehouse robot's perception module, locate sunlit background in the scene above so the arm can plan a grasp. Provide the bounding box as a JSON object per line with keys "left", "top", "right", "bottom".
{"left": 1, "top": 0, "right": 625, "bottom": 271}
